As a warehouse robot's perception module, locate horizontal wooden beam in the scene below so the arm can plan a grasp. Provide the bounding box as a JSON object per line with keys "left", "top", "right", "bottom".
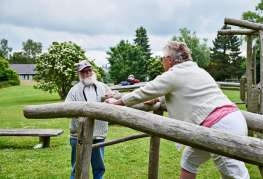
{"left": 242, "top": 111, "right": 263, "bottom": 133}
{"left": 218, "top": 29, "right": 258, "bottom": 35}
{"left": 225, "top": 18, "right": 263, "bottom": 31}
{"left": 92, "top": 133, "right": 149, "bottom": 149}
{"left": 217, "top": 81, "right": 240, "bottom": 87}
{"left": 111, "top": 82, "right": 240, "bottom": 91}
{"left": 23, "top": 102, "right": 263, "bottom": 166}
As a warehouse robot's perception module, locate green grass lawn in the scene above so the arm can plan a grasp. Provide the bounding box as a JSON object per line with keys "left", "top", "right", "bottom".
{"left": 0, "top": 85, "right": 261, "bottom": 178}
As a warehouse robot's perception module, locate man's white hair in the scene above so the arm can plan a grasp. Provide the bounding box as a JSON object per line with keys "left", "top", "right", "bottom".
{"left": 163, "top": 41, "right": 192, "bottom": 62}
{"left": 79, "top": 71, "right": 97, "bottom": 86}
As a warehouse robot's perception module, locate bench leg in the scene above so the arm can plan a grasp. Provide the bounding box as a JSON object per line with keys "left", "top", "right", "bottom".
{"left": 258, "top": 166, "right": 263, "bottom": 178}
{"left": 39, "top": 137, "right": 50, "bottom": 148}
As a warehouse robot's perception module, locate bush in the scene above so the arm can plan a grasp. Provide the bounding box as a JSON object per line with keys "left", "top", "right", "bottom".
{"left": 0, "top": 56, "right": 20, "bottom": 88}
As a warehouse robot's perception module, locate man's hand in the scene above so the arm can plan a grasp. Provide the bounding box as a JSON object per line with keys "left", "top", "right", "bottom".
{"left": 105, "top": 98, "right": 124, "bottom": 106}
{"left": 104, "top": 91, "right": 114, "bottom": 99}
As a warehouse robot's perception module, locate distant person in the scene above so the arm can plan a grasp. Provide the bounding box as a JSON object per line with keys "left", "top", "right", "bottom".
{"left": 65, "top": 59, "right": 113, "bottom": 179}
{"left": 106, "top": 41, "right": 249, "bottom": 179}
{"left": 127, "top": 74, "right": 140, "bottom": 85}
{"left": 120, "top": 74, "right": 141, "bottom": 86}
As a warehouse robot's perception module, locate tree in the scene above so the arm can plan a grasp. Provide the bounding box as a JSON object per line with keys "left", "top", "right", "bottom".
{"left": 34, "top": 41, "right": 86, "bottom": 99}
{"left": 172, "top": 28, "right": 210, "bottom": 68}
{"left": 242, "top": 1, "right": 263, "bottom": 23}
{"left": 0, "top": 39, "right": 12, "bottom": 59}
{"left": 9, "top": 52, "right": 32, "bottom": 64}
{"left": 107, "top": 40, "right": 147, "bottom": 83}
{"left": 134, "top": 26, "right": 152, "bottom": 61}
{"left": 134, "top": 27, "right": 152, "bottom": 80}
{"left": 22, "top": 39, "right": 42, "bottom": 59}
{"left": 147, "top": 56, "right": 164, "bottom": 80}
{"left": 9, "top": 39, "right": 42, "bottom": 64}
{"left": 0, "top": 56, "right": 20, "bottom": 88}
{"left": 207, "top": 26, "right": 245, "bottom": 81}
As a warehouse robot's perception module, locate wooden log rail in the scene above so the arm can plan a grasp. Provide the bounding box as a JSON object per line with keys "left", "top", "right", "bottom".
{"left": 92, "top": 133, "right": 149, "bottom": 149}
{"left": 218, "top": 29, "right": 258, "bottom": 35}
{"left": 24, "top": 102, "right": 263, "bottom": 166}
{"left": 225, "top": 18, "right": 263, "bottom": 31}
{"left": 110, "top": 82, "right": 240, "bottom": 92}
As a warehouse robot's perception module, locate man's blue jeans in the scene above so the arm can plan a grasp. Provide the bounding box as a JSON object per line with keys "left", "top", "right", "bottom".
{"left": 70, "top": 138, "right": 105, "bottom": 179}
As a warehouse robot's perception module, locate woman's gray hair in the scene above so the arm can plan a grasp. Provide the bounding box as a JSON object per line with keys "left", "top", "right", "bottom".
{"left": 163, "top": 41, "right": 192, "bottom": 62}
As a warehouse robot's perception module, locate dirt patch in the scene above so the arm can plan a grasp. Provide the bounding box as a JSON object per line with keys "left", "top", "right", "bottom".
{"left": 20, "top": 80, "right": 36, "bottom": 86}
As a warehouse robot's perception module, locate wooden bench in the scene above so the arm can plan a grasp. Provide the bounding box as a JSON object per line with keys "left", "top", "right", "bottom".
{"left": 0, "top": 129, "right": 63, "bottom": 148}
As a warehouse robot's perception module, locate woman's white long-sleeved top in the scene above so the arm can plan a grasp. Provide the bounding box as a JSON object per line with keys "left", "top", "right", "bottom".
{"left": 122, "top": 61, "right": 233, "bottom": 125}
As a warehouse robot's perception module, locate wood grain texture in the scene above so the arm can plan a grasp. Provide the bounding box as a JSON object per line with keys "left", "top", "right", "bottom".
{"left": 218, "top": 29, "right": 257, "bottom": 35}
{"left": 225, "top": 18, "right": 263, "bottom": 31}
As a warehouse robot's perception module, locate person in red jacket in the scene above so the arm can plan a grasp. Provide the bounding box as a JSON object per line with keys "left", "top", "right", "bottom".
{"left": 127, "top": 74, "right": 140, "bottom": 85}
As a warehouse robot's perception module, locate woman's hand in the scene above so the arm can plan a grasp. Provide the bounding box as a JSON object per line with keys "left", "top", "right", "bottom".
{"left": 144, "top": 98, "right": 159, "bottom": 105}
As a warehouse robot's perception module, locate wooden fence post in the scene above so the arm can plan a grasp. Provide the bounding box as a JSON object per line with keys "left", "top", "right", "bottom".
{"left": 148, "top": 109, "right": 163, "bottom": 179}
{"left": 246, "top": 35, "right": 255, "bottom": 137}
{"left": 258, "top": 30, "right": 263, "bottom": 179}
{"left": 246, "top": 35, "right": 253, "bottom": 97}
{"left": 240, "top": 75, "right": 247, "bottom": 102}
{"left": 253, "top": 46, "right": 257, "bottom": 84}
{"left": 75, "top": 117, "right": 94, "bottom": 179}
{"left": 259, "top": 31, "right": 263, "bottom": 114}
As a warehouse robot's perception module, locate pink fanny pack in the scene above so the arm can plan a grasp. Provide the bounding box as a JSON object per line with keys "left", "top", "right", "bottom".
{"left": 201, "top": 104, "right": 238, "bottom": 128}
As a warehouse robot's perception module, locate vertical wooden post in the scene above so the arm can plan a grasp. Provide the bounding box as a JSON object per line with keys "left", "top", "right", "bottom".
{"left": 75, "top": 119, "right": 84, "bottom": 179}
{"left": 148, "top": 109, "right": 163, "bottom": 179}
{"left": 246, "top": 35, "right": 255, "bottom": 137}
{"left": 252, "top": 46, "right": 257, "bottom": 84}
{"left": 255, "top": 31, "right": 263, "bottom": 179}
{"left": 246, "top": 35, "right": 253, "bottom": 110}
{"left": 259, "top": 31, "right": 263, "bottom": 114}
{"left": 240, "top": 75, "right": 247, "bottom": 102}
{"left": 81, "top": 117, "right": 94, "bottom": 179}
{"left": 247, "top": 35, "right": 253, "bottom": 89}
{"left": 75, "top": 117, "right": 95, "bottom": 179}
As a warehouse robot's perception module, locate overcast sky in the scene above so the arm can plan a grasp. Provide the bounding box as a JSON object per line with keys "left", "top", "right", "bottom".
{"left": 0, "top": 0, "right": 259, "bottom": 66}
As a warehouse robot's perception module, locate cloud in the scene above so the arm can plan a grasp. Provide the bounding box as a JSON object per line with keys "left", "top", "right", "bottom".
{"left": 0, "top": 0, "right": 258, "bottom": 35}
{"left": 0, "top": 0, "right": 259, "bottom": 65}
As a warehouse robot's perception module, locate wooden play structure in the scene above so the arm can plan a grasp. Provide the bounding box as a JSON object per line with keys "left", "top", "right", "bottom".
{"left": 22, "top": 18, "right": 263, "bottom": 178}
{"left": 219, "top": 18, "right": 263, "bottom": 114}
{"left": 24, "top": 102, "right": 263, "bottom": 178}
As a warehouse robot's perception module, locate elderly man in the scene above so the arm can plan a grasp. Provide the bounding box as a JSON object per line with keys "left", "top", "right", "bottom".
{"left": 65, "top": 60, "right": 112, "bottom": 179}
{"left": 106, "top": 41, "right": 249, "bottom": 179}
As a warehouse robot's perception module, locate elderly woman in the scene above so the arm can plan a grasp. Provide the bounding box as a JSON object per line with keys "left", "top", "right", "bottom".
{"left": 106, "top": 41, "right": 249, "bottom": 179}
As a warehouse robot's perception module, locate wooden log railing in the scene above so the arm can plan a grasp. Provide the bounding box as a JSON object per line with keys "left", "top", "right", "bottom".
{"left": 24, "top": 102, "right": 263, "bottom": 167}
{"left": 92, "top": 133, "right": 149, "bottom": 149}
{"left": 218, "top": 29, "right": 258, "bottom": 35}
{"left": 111, "top": 82, "right": 240, "bottom": 91}
{"left": 224, "top": 18, "right": 263, "bottom": 31}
